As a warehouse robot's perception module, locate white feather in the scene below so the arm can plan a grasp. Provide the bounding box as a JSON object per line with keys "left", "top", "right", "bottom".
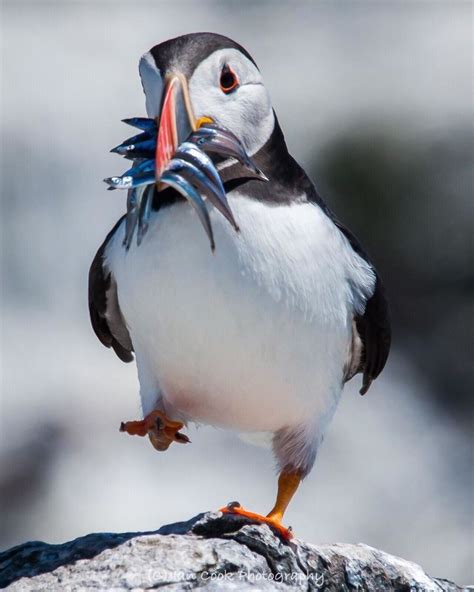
{"left": 188, "top": 49, "right": 275, "bottom": 156}
{"left": 138, "top": 52, "right": 163, "bottom": 119}
{"left": 138, "top": 48, "right": 274, "bottom": 157}
{"left": 105, "top": 195, "right": 375, "bottom": 471}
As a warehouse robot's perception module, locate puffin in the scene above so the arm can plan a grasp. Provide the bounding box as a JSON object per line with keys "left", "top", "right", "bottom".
{"left": 89, "top": 32, "right": 391, "bottom": 539}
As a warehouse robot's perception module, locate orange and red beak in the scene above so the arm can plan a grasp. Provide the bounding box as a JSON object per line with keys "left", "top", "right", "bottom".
{"left": 155, "top": 73, "right": 212, "bottom": 178}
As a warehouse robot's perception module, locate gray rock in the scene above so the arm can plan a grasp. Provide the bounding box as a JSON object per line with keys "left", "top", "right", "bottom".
{"left": 0, "top": 511, "right": 468, "bottom": 591}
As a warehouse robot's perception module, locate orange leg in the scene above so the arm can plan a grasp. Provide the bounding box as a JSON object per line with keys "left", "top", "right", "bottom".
{"left": 220, "top": 469, "right": 302, "bottom": 540}
{"left": 120, "top": 409, "right": 190, "bottom": 451}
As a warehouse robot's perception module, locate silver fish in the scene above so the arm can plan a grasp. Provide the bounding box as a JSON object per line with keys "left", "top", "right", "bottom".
{"left": 123, "top": 186, "right": 142, "bottom": 249}
{"left": 111, "top": 131, "right": 153, "bottom": 152}
{"left": 122, "top": 117, "right": 157, "bottom": 131}
{"left": 127, "top": 186, "right": 138, "bottom": 210}
{"left": 107, "top": 117, "right": 270, "bottom": 251}
{"left": 123, "top": 159, "right": 155, "bottom": 177}
{"left": 104, "top": 170, "right": 155, "bottom": 190}
{"left": 160, "top": 170, "right": 215, "bottom": 251}
{"left": 137, "top": 184, "right": 154, "bottom": 246}
{"left": 189, "top": 126, "right": 266, "bottom": 179}
{"left": 111, "top": 138, "right": 156, "bottom": 159}
{"left": 175, "top": 142, "right": 225, "bottom": 192}
{"left": 123, "top": 205, "right": 139, "bottom": 249}
{"left": 165, "top": 157, "right": 238, "bottom": 231}
{"left": 123, "top": 188, "right": 137, "bottom": 247}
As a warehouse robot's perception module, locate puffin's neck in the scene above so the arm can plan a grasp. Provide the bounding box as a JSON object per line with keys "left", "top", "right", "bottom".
{"left": 152, "top": 112, "right": 313, "bottom": 210}
{"left": 259, "top": 115, "right": 307, "bottom": 183}
{"left": 220, "top": 112, "right": 313, "bottom": 203}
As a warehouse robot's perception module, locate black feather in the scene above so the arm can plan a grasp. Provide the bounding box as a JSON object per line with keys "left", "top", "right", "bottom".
{"left": 88, "top": 216, "right": 134, "bottom": 363}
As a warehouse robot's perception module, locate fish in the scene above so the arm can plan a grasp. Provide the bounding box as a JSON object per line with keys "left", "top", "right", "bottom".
{"left": 110, "top": 131, "right": 154, "bottom": 153}
{"left": 189, "top": 125, "right": 267, "bottom": 179}
{"left": 137, "top": 184, "right": 155, "bottom": 246}
{"left": 175, "top": 142, "right": 226, "bottom": 193}
{"left": 104, "top": 170, "right": 155, "bottom": 190}
{"left": 165, "top": 157, "right": 238, "bottom": 231}
{"left": 122, "top": 117, "right": 157, "bottom": 131}
{"left": 105, "top": 118, "right": 269, "bottom": 249}
{"left": 122, "top": 187, "right": 140, "bottom": 249}
{"left": 122, "top": 159, "right": 155, "bottom": 177}
{"left": 160, "top": 170, "right": 215, "bottom": 251}
{"left": 111, "top": 138, "right": 156, "bottom": 160}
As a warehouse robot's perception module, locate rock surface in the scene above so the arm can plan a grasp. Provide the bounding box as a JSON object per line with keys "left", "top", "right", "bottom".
{"left": 0, "top": 511, "right": 468, "bottom": 591}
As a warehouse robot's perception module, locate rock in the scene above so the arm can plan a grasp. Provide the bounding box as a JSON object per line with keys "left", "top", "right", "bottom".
{"left": 0, "top": 511, "right": 467, "bottom": 591}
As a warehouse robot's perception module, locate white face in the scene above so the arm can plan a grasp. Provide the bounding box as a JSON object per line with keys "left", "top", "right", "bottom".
{"left": 187, "top": 48, "right": 275, "bottom": 156}
{"left": 139, "top": 48, "right": 275, "bottom": 157}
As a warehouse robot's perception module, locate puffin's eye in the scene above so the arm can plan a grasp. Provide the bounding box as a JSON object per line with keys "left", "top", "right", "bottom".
{"left": 220, "top": 64, "right": 239, "bottom": 94}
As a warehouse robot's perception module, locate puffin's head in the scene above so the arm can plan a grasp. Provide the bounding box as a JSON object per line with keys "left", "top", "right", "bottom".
{"left": 139, "top": 33, "right": 275, "bottom": 174}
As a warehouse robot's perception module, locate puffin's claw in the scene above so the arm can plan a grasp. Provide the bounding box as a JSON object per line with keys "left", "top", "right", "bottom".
{"left": 226, "top": 501, "right": 241, "bottom": 510}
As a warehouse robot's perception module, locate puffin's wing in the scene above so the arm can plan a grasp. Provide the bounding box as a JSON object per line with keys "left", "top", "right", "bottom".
{"left": 88, "top": 216, "right": 134, "bottom": 363}
{"left": 355, "top": 275, "right": 391, "bottom": 394}
{"left": 336, "top": 220, "right": 391, "bottom": 394}
{"left": 305, "top": 186, "right": 391, "bottom": 393}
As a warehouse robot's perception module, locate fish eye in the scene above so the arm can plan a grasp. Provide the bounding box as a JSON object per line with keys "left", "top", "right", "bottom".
{"left": 220, "top": 64, "right": 239, "bottom": 94}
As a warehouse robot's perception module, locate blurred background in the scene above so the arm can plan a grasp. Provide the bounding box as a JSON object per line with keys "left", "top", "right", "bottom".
{"left": 1, "top": 0, "right": 472, "bottom": 585}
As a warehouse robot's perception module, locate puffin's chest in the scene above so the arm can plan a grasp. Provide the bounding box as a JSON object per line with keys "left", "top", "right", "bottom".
{"left": 107, "top": 195, "right": 362, "bottom": 430}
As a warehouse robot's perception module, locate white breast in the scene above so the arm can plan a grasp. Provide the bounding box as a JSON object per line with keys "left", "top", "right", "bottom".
{"left": 105, "top": 194, "right": 375, "bottom": 436}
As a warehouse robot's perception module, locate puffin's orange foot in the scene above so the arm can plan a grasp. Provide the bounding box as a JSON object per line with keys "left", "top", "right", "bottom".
{"left": 120, "top": 410, "right": 190, "bottom": 451}
{"left": 219, "top": 502, "right": 294, "bottom": 540}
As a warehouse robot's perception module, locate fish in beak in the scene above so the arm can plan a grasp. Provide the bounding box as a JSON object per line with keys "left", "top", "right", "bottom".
{"left": 104, "top": 73, "right": 267, "bottom": 250}
{"left": 155, "top": 73, "right": 199, "bottom": 177}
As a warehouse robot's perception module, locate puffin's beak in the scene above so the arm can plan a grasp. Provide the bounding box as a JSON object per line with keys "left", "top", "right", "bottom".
{"left": 106, "top": 68, "right": 267, "bottom": 251}
{"left": 155, "top": 73, "right": 211, "bottom": 177}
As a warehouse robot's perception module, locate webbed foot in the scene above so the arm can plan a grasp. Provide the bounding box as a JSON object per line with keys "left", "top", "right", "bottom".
{"left": 120, "top": 410, "right": 190, "bottom": 451}
{"left": 219, "top": 502, "right": 294, "bottom": 540}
